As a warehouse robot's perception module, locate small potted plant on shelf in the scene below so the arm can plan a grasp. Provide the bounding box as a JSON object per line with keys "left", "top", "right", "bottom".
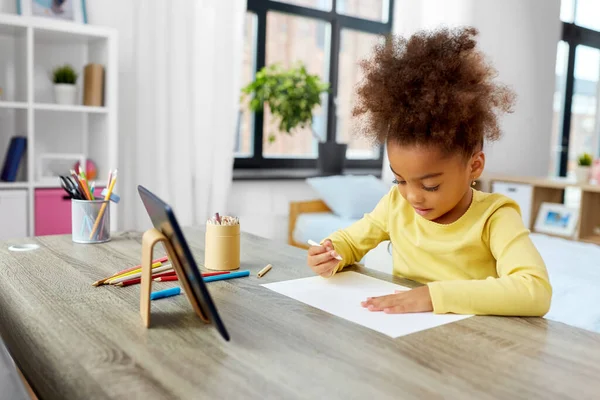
{"left": 576, "top": 152, "right": 593, "bottom": 183}
{"left": 52, "top": 64, "right": 78, "bottom": 105}
{"left": 241, "top": 63, "right": 347, "bottom": 174}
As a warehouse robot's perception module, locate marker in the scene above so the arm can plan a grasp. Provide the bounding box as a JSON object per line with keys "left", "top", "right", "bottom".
{"left": 307, "top": 239, "right": 343, "bottom": 261}
{"left": 150, "top": 287, "right": 181, "bottom": 300}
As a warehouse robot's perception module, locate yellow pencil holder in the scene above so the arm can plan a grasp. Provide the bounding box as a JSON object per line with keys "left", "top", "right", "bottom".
{"left": 204, "top": 223, "right": 240, "bottom": 271}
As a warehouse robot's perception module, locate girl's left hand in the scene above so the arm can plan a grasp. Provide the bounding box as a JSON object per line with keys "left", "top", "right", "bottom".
{"left": 361, "top": 285, "right": 433, "bottom": 313}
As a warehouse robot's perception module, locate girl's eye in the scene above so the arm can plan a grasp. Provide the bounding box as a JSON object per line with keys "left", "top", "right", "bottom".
{"left": 392, "top": 179, "right": 406, "bottom": 185}
{"left": 423, "top": 185, "right": 440, "bottom": 192}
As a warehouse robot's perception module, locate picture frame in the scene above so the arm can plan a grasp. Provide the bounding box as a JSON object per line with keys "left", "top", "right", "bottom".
{"left": 534, "top": 202, "right": 580, "bottom": 238}
{"left": 17, "top": 0, "right": 88, "bottom": 24}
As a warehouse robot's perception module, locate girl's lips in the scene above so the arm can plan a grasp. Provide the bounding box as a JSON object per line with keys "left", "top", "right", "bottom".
{"left": 414, "top": 207, "right": 433, "bottom": 216}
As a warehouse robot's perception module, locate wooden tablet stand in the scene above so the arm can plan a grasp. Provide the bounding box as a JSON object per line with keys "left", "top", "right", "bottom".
{"left": 140, "top": 228, "right": 210, "bottom": 327}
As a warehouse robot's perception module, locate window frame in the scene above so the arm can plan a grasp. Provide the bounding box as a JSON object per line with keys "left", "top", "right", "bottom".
{"left": 557, "top": 21, "right": 600, "bottom": 176}
{"left": 235, "top": 0, "right": 395, "bottom": 170}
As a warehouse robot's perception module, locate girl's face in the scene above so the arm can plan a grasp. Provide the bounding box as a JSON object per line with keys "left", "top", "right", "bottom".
{"left": 387, "top": 142, "right": 485, "bottom": 224}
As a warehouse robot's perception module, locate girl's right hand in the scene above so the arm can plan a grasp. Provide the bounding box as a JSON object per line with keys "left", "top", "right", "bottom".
{"left": 307, "top": 239, "right": 341, "bottom": 277}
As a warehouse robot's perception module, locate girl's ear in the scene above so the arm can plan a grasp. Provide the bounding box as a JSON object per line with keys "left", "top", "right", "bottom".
{"left": 470, "top": 151, "right": 485, "bottom": 180}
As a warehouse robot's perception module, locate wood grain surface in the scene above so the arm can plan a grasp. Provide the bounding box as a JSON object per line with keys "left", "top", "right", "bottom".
{"left": 0, "top": 228, "right": 599, "bottom": 399}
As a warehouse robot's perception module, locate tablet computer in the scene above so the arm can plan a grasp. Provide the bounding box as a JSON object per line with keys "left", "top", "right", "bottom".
{"left": 137, "top": 185, "right": 230, "bottom": 341}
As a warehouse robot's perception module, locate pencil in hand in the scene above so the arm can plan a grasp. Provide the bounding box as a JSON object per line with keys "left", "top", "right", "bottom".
{"left": 308, "top": 239, "right": 342, "bottom": 261}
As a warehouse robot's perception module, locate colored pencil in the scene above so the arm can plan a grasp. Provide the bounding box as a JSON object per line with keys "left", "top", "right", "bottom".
{"left": 108, "top": 261, "right": 163, "bottom": 281}
{"left": 91, "top": 256, "right": 169, "bottom": 286}
{"left": 257, "top": 264, "right": 272, "bottom": 278}
{"left": 115, "top": 271, "right": 177, "bottom": 287}
{"left": 154, "top": 276, "right": 178, "bottom": 282}
{"left": 203, "top": 270, "right": 250, "bottom": 282}
{"left": 307, "top": 239, "right": 343, "bottom": 261}
{"left": 150, "top": 287, "right": 181, "bottom": 300}
{"left": 154, "top": 271, "right": 230, "bottom": 282}
{"left": 106, "top": 265, "right": 173, "bottom": 285}
{"left": 152, "top": 270, "right": 178, "bottom": 279}
{"left": 89, "top": 170, "right": 117, "bottom": 239}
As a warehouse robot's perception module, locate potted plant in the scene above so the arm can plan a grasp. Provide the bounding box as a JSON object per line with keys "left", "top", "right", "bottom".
{"left": 52, "top": 64, "right": 78, "bottom": 105}
{"left": 576, "top": 152, "right": 593, "bottom": 183}
{"left": 242, "top": 63, "right": 347, "bottom": 174}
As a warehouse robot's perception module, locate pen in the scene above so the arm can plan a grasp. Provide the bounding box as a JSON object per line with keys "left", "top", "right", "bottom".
{"left": 307, "top": 239, "right": 343, "bottom": 261}
{"left": 150, "top": 287, "right": 181, "bottom": 300}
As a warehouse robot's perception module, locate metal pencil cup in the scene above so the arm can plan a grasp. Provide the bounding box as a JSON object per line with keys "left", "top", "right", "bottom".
{"left": 72, "top": 199, "right": 110, "bottom": 244}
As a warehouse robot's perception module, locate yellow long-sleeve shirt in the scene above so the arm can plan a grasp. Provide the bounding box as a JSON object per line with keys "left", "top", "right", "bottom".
{"left": 327, "top": 187, "right": 552, "bottom": 316}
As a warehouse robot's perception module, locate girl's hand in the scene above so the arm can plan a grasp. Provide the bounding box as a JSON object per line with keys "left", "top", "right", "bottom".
{"left": 307, "top": 239, "right": 340, "bottom": 277}
{"left": 361, "top": 285, "right": 433, "bottom": 313}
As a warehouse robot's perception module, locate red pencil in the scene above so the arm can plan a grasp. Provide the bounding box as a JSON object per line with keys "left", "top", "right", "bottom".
{"left": 202, "top": 271, "right": 230, "bottom": 277}
{"left": 152, "top": 270, "right": 177, "bottom": 279}
{"left": 117, "top": 271, "right": 230, "bottom": 287}
{"left": 115, "top": 270, "right": 176, "bottom": 287}
{"left": 154, "top": 276, "right": 178, "bottom": 282}
{"left": 92, "top": 256, "right": 169, "bottom": 286}
{"left": 153, "top": 271, "right": 230, "bottom": 282}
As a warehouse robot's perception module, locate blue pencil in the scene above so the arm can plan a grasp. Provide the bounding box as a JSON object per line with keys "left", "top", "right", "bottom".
{"left": 203, "top": 270, "right": 250, "bottom": 282}
{"left": 150, "top": 286, "right": 181, "bottom": 300}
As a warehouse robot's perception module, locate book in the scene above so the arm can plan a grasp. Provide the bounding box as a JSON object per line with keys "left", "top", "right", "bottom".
{"left": 1, "top": 136, "right": 27, "bottom": 182}
{"left": 83, "top": 64, "right": 104, "bottom": 107}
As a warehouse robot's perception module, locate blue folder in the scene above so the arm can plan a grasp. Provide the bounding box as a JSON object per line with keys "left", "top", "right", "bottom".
{"left": 1, "top": 137, "right": 27, "bottom": 182}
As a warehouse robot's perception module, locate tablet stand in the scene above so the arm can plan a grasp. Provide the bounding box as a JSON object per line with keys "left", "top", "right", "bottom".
{"left": 140, "top": 228, "right": 209, "bottom": 327}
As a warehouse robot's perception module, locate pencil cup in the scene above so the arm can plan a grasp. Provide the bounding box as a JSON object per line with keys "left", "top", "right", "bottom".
{"left": 204, "top": 223, "right": 240, "bottom": 271}
{"left": 71, "top": 199, "right": 110, "bottom": 244}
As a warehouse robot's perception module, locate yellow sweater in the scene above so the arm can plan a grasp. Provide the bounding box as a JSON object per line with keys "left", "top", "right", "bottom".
{"left": 327, "top": 188, "right": 552, "bottom": 316}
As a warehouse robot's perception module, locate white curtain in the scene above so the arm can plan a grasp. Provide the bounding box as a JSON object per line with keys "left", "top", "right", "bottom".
{"left": 118, "top": 0, "right": 245, "bottom": 231}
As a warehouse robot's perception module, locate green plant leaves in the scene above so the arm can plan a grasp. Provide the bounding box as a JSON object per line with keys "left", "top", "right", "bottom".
{"left": 52, "top": 64, "right": 78, "bottom": 85}
{"left": 578, "top": 152, "right": 593, "bottom": 166}
{"left": 241, "top": 63, "right": 330, "bottom": 142}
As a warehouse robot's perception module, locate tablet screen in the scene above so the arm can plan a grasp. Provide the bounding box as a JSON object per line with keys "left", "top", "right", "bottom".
{"left": 138, "top": 185, "right": 230, "bottom": 341}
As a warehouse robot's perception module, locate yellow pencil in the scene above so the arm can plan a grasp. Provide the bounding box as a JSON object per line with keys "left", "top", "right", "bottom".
{"left": 90, "top": 170, "right": 117, "bottom": 239}
{"left": 105, "top": 261, "right": 162, "bottom": 283}
{"left": 257, "top": 264, "right": 272, "bottom": 278}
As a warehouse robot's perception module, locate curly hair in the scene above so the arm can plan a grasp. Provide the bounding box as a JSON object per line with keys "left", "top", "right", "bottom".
{"left": 352, "top": 26, "right": 516, "bottom": 155}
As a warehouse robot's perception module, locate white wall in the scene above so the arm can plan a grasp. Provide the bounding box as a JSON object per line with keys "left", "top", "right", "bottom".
{"left": 388, "top": 0, "right": 561, "bottom": 179}
{"left": 471, "top": 0, "right": 561, "bottom": 177}
{"left": 0, "top": 0, "right": 16, "bottom": 14}
{"left": 85, "top": 0, "right": 138, "bottom": 230}
{"left": 228, "top": 181, "right": 319, "bottom": 243}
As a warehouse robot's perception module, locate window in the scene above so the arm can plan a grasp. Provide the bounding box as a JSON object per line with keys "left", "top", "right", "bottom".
{"left": 236, "top": 0, "right": 394, "bottom": 170}
{"left": 549, "top": 41, "right": 569, "bottom": 176}
{"left": 337, "top": 29, "right": 382, "bottom": 159}
{"left": 337, "top": 0, "right": 389, "bottom": 22}
{"left": 553, "top": 0, "right": 600, "bottom": 177}
{"left": 569, "top": 45, "right": 599, "bottom": 173}
{"left": 263, "top": 11, "right": 330, "bottom": 158}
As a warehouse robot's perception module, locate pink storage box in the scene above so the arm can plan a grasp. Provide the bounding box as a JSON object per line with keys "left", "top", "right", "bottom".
{"left": 35, "top": 187, "right": 105, "bottom": 236}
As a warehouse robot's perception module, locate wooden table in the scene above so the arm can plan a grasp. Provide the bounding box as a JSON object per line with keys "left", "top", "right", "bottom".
{"left": 0, "top": 228, "right": 599, "bottom": 399}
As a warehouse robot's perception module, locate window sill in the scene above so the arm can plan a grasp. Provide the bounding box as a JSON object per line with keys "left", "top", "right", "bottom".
{"left": 232, "top": 168, "right": 382, "bottom": 181}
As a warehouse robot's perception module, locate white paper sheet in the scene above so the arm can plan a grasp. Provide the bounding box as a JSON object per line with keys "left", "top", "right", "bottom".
{"left": 262, "top": 271, "right": 472, "bottom": 338}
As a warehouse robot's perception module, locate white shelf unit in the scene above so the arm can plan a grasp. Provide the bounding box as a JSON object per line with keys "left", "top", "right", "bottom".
{"left": 0, "top": 13, "right": 118, "bottom": 239}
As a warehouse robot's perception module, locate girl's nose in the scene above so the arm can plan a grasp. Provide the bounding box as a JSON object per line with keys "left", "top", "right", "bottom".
{"left": 407, "top": 188, "right": 425, "bottom": 205}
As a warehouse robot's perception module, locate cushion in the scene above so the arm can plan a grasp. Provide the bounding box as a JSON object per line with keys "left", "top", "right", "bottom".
{"left": 293, "top": 212, "right": 358, "bottom": 245}
{"left": 306, "top": 175, "right": 390, "bottom": 219}
{"left": 293, "top": 212, "right": 366, "bottom": 263}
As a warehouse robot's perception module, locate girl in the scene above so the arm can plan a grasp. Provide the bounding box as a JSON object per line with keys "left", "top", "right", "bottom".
{"left": 307, "top": 26, "right": 552, "bottom": 316}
